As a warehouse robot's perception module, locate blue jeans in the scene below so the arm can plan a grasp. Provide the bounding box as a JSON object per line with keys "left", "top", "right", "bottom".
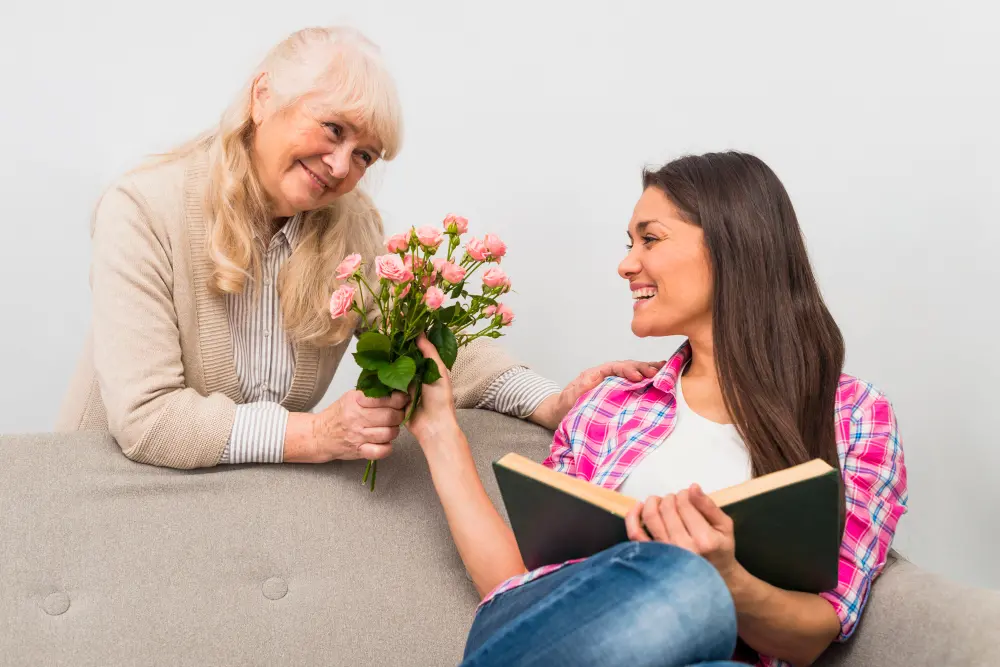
{"left": 461, "top": 542, "right": 743, "bottom": 667}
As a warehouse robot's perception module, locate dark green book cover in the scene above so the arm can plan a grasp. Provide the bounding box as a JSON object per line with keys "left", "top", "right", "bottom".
{"left": 492, "top": 455, "right": 842, "bottom": 593}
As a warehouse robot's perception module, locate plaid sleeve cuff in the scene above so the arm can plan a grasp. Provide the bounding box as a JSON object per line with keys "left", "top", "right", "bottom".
{"left": 818, "top": 568, "right": 874, "bottom": 641}
{"left": 476, "top": 367, "right": 561, "bottom": 419}
{"left": 221, "top": 402, "right": 289, "bottom": 464}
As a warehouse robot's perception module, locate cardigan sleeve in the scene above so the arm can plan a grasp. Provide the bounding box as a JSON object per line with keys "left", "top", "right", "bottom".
{"left": 90, "top": 185, "right": 236, "bottom": 469}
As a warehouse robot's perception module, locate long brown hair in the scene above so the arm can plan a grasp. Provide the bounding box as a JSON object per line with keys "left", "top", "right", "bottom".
{"left": 643, "top": 152, "right": 845, "bottom": 478}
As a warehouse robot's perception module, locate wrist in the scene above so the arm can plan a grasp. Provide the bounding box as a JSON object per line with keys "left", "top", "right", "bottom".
{"left": 723, "top": 562, "right": 764, "bottom": 610}
{"left": 527, "top": 393, "right": 563, "bottom": 430}
{"left": 415, "top": 417, "right": 466, "bottom": 455}
{"left": 283, "top": 412, "right": 321, "bottom": 463}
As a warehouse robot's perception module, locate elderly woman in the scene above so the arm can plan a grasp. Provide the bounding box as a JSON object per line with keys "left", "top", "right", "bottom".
{"left": 56, "top": 26, "right": 659, "bottom": 469}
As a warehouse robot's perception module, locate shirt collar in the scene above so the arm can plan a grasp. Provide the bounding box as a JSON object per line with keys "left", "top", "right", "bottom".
{"left": 278, "top": 212, "right": 305, "bottom": 250}
{"left": 614, "top": 340, "right": 691, "bottom": 396}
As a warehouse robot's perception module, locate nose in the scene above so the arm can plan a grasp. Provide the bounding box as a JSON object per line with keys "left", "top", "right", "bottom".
{"left": 321, "top": 146, "right": 352, "bottom": 180}
{"left": 618, "top": 246, "right": 640, "bottom": 280}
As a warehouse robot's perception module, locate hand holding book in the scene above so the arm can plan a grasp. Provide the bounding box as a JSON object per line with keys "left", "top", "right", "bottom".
{"left": 626, "top": 484, "right": 740, "bottom": 585}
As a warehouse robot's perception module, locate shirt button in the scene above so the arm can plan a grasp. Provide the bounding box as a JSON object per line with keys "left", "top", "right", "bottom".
{"left": 262, "top": 329, "right": 270, "bottom": 338}
{"left": 258, "top": 383, "right": 268, "bottom": 393}
{"left": 263, "top": 278, "right": 272, "bottom": 287}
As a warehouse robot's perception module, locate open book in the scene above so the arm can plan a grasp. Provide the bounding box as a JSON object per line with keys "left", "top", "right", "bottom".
{"left": 492, "top": 454, "right": 842, "bottom": 593}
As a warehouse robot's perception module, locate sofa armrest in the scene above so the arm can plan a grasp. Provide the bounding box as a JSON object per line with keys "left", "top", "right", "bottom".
{"left": 816, "top": 553, "right": 1000, "bottom": 667}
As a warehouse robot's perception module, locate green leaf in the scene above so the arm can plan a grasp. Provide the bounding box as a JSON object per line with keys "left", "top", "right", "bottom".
{"left": 429, "top": 325, "right": 458, "bottom": 370}
{"left": 423, "top": 358, "right": 442, "bottom": 384}
{"left": 357, "top": 369, "right": 392, "bottom": 397}
{"left": 353, "top": 350, "right": 389, "bottom": 370}
{"left": 450, "top": 282, "right": 464, "bottom": 299}
{"left": 378, "top": 355, "right": 417, "bottom": 392}
{"left": 357, "top": 331, "right": 391, "bottom": 355}
{"left": 361, "top": 383, "right": 392, "bottom": 398}
{"left": 437, "top": 305, "right": 457, "bottom": 325}
{"left": 356, "top": 368, "right": 377, "bottom": 386}
{"left": 487, "top": 331, "right": 503, "bottom": 338}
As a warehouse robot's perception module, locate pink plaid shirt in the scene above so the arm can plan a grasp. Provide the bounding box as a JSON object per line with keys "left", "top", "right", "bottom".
{"left": 483, "top": 342, "right": 907, "bottom": 667}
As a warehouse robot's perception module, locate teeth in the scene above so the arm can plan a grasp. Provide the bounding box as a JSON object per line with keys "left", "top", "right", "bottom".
{"left": 631, "top": 288, "right": 657, "bottom": 300}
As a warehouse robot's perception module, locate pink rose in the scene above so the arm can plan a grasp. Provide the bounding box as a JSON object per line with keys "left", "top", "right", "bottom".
{"left": 482, "top": 266, "right": 510, "bottom": 292}
{"left": 329, "top": 284, "right": 356, "bottom": 320}
{"left": 415, "top": 225, "right": 444, "bottom": 250}
{"left": 432, "top": 257, "right": 447, "bottom": 273}
{"left": 443, "top": 214, "right": 469, "bottom": 235}
{"left": 386, "top": 231, "right": 411, "bottom": 254}
{"left": 440, "top": 262, "right": 467, "bottom": 284}
{"left": 483, "top": 233, "right": 507, "bottom": 260}
{"left": 483, "top": 305, "right": 497, "bottom": 317}
{"left": 424, "top": 286, "right": 446, "bottom": 310}
{"left": 397, "top": 283, "right": 411, "bottom": 299}
{"left": 465, "top": 237, "right": 489, "bottom": 262}
{"left": 375, "top": 254, "right": 414, "bottom": 284}
{"left": 335, "top": 253, "right": 362, "bottom": 280}
{"left": 496, "top": 303, "right": 514, "bottom": 325}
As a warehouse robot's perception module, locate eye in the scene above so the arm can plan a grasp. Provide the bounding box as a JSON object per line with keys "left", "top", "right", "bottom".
{"left": 642, "top": 235, "right": 658, "bottom": 246}
{"left": 354, "top": 150, "right": 374, "bottom": 166}
{"left": 323, "top": 122, "right": 343, "bottom": 139}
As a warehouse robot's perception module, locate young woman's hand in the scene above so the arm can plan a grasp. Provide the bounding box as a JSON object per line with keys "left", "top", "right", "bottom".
{"left": 408, "top": 333, "right": 461, "bottom": 448}
{"left": 625, "top": 483, "right": 740, "bottom": 583}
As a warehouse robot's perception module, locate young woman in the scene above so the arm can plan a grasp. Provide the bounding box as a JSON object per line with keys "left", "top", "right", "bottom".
{"left": 56, "top": 25, "right": 658, "bottom": 469}
{"left": 407, "top": 152, "right": 908, "bottom": 667}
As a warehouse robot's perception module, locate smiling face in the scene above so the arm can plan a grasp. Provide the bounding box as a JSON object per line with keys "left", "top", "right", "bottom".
{"left": 618, "top": 186, "right": 714, "bottom": 339}
{"left": 250, "top": 78, "right": 384, "bottom": 218}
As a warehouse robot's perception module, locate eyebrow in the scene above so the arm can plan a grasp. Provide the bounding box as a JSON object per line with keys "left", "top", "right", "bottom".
{"left": 627, "top": 220, "right": 658, "bottom": 238}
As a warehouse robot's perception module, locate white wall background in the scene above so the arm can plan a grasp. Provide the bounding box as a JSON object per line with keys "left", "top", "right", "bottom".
{"left": 1, "top": 1, "right": 997, "bottom": 588}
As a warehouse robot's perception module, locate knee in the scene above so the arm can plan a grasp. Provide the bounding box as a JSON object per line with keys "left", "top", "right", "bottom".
{"left": 611, "top": 542, "right": 736, "bottom": 627}
{"left": 606, "top": 543, "right": 738, "bottom": 664}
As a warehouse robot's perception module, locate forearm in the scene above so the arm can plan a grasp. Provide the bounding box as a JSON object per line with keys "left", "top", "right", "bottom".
{"left": 728, "top": 566, "right": 840, "bottom": 666}
{"left": 421, "top": 423, "right": 526, "bottom": 597}
{"left": 281, "top": 412, "right": 319, "bottom": 463}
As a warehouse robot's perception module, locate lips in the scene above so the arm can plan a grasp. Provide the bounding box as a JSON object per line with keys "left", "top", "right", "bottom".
{"left": 299, "top": 161, "right": 329, "bottom": 189}
{"left": 630, "top": 282, "right": 657, "bottom": 301}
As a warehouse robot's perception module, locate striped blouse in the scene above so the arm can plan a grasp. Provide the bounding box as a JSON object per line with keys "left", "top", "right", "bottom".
{"left": 221, "top": 214, "right": 559, "bottom": 464}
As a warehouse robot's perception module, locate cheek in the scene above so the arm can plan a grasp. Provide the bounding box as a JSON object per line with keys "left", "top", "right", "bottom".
{"left": 653, "top": 251, "right": 713, "bottom": 317}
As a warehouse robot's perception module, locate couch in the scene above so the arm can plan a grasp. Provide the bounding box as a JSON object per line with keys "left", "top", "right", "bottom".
{"left": 2, "top": 410, "right": 997, "bottom": 666}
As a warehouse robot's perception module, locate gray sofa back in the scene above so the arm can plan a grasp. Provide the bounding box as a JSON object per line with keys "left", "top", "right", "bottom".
{"left": 2, "top": 411, "right": 997, "bottom": 666}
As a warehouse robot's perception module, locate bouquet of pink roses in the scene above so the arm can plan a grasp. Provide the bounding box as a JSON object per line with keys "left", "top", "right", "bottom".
{"left": 330, "top": 214, "right": 514, "bottom": 491}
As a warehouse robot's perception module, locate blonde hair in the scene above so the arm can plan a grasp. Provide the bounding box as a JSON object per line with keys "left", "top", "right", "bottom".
{"left": 158, "top": 26, "right": 402, "bottom": 346}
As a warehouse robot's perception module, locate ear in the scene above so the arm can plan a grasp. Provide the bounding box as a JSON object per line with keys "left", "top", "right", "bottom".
{"left": 250, "top": 73, "right": 272, "bottom": 126}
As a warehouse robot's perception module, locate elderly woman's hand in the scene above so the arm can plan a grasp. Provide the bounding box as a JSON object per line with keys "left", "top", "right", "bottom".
{"left": 284, "top": 390, "right": 409, "bottom": 463}
{"left": 529, "top": 359, "right": 666, "bottom": 430}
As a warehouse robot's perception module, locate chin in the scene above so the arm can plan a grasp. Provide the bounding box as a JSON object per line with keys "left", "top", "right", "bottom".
{"left": 630, "top": 311, "right": 681, "bottom": 339}
{"left": 630, "top": 317, "right": 654, "bottom": 338}
{"left": 283, "top": 188, "right": 324, "bottom": 214}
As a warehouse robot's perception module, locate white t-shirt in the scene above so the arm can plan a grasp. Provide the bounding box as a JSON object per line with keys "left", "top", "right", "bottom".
{"left": 617, "top": 375, "right": 752, "bottom": 500}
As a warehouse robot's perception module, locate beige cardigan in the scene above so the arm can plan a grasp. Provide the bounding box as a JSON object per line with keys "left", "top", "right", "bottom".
{"left": 56, "top": 151, "right": 521, "bottom": 469}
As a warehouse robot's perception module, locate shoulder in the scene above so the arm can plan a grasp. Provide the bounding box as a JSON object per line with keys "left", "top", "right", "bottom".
{"left": 834, "top": 373, "right": 905, "bottom": 484}
{"left": 91, "top": 151, "right": 201, "bottom": 242}
{"left": 835, "top": 373, "right": 898, "bottom": 428}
